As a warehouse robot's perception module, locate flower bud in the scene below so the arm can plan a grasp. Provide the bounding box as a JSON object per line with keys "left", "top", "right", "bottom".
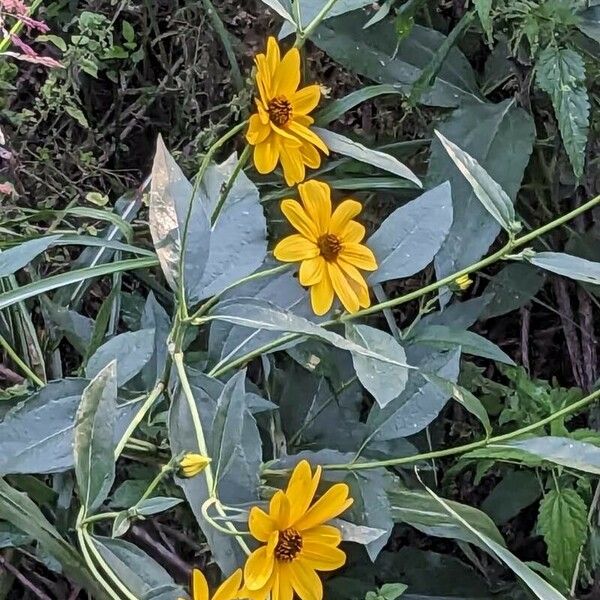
{"left": 179, "top": 453, "right": 211, "bottom": 478}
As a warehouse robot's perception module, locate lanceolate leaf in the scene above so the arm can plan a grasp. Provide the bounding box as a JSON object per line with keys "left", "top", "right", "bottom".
{"left": 527, "top": 252, "right": 600, "bottom": 285}
{"left": 474, "top": 0, "right": 493, "bottom": 42}
{"left": 0, "top": 235, "right": 61, "bottom": 278}
{"left": 434, "top": 130, "right": 519, "bottom": 234}
{"left": 429, "top": 100, "right": 535, "bottom": 300}
{"left": 313, "top": 127, "right": 422, "bottom": 186}
{"left": 536, "top": 47, "right": 590, "bottom": 179}
{"left": 74, "top": 362, "right": 118, "bottom": 513}
{"left": 538, "top": 489, "right": 588, "bottom": 582}
{"left": 420, "top": 479, "right": 567, "bottom": 600}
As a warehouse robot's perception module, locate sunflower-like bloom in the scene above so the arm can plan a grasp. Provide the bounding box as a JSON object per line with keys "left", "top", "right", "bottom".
{"left": 246, "top": 37, "right": 329, "bottom": 186}
{"left": 243, "top": 460, "right": 352, "bottom": 600}
{"left": 273, "top": 180, "right": 377, "bottom": 315}
{"left": 179, "top": 568, "right": 243, "bottom": 600}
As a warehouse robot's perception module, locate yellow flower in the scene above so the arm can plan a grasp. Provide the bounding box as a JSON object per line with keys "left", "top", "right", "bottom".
{"left": 273, "top": 180, "right": 377, "bottom": 316}
{"left": 180, "top": 453, "right": 211, "bottom": 478}
{"left": 179, "top": 568, "right": 243, "bottom": 600}
{"left": 243, "top": 460, "right": 352, "bottom": 600}
{"left": 454, "top": 274, "right": 473, "bottom": 291}
{"left": 246, "top": 37, "right": 329, "bottom": 186}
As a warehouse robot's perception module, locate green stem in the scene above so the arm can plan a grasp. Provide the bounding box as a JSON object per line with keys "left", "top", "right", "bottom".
{"left": 295, "top": 0, "right": 341, "bottom": 47}
{"left": 188, "top": 263, "right": 292, "bottom": 323}
{"left": 82, "top": 512, "right": 121, "bottom": 525}
{"left": 211, "top": 144, "right": 252, "bottom": 225}
{"left": 0, "top": 333, "right": 45, "bottom": 387}
{"left": 315, "top": 387, "right": 600, "bottom": 472}
{"left": 135, "top": 460, "right": 176, "bottom": 505}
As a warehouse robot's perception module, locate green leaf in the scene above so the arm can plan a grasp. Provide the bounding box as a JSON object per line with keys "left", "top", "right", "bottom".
{"left": 536, "top": 47, "right": 589, "bottom": 179}
{"left": 315, "top": 84, "right": 403, "bottom": 125}
{"left": 527, "top": 251, "right": 600, "bottom": 285}
{"left": 311, "top": 13, "right": 482, "bottom": 108}
{"left": 0, "top": 235, "right": 62, "bottom": 277}
{"left": 426, "top": 374, "right": 492, "bottom": 437}
{"left": 429, "top": 99, "right": 535, "bottom": 297}
{"left": 149, "top": 134, "right": 210, "bottom": 295}
{"left": 408, "top": 324, "right": 515, "bottom": 365}
{"left": 434, "top": 130, "right": 520, "bottom": 234}
{"left": 91, "top": 536, "right": 183, "bottom": 598}
{"left": 0, "top": 479, "right": 107, "bottom": 599}
{"left": 365, "top": 348, "right": 460, "bottom": 443}
{"left": 0, "top": 379, "right": 139, "bottom": 475}
{"left": 389, "top": 488, "right": 505, "bottom": 547}
{"left": 481, "top": 470, "right": 541, "bottom": 524}
{"left": 65, "top": 105, "right": 90, "bottom": 128}
{"left": 279, "top": 0, "right": 374, "bottom": 36}
{"left": 86, "top": 329, "right": 155, "bottom": 387}
{"left": 74, "top": 362, "right": 118, "bottom": 513}
{"left": 481, "top": 263, "right": 545, "bottom": 319}
{"left": 409, "top": 11, "right": 475, "bottom": 106}
{"left": 258, "top": 0, "right": 294, "bottom": 23}
{"left": 135, "top": 497, "right": 183, "bottom": 516}
{"left": 210, "top": 371, "right": 261, "bottom": 496}
{"left": 577, "top": 6, "right": 600, "bottom": 43}
{"left": 41, "top": 297, "right": 94, "bottom": 356}
{"left": 0, "top": 257, "right": 159, "bottom": 312}
{"left": 313, "top": 127, "right": 422, "bottom": 186}
{"left": 140, "top": 292, "right": 171, "bottom": 388}
{"left": 538, "top": 488, "right": 588, "bottom": 581}
{"left": 345, "top": 324, "right": 409, "bottom": 408}
{"left": 84, "top": 285, "right": 119, "bottom": 363}
{"left": 208, "top": 299, "right": 414, "bottom": 372}
{"left": 168, "top": 375, "right": 247, "bottom": 574}
{"left": 419, "top": 479, "right": 568, "bottom": 600}
{"left": 474, "top": 0, "right": 493, "bottom": 42}
{"left": 122, "top": 21, "right": 135, "bottom": 43}
{"left": 496, "top": 437, "right": 600, "bottom": 475}
{"left": 367, "top": 183, "right": 453, "bottom": 284}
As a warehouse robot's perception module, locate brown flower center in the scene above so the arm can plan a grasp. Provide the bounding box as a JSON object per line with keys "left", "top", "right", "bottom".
{"left": 275, "top": 528, "right": 303, "bottom": 562}
{"left": 268, "top": 96, "right": 293, "bottom": 127}
{"left": 318, "top": 234, "right": 341, "bottom": 261}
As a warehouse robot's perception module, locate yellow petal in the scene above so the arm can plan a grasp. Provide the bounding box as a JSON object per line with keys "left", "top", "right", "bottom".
{"left": 328, "top": 262, "right": 359, "bottom": 314}
{"left": 329, "top": 200, "right": 362, "bottom": 235}
{"left": 249, "top": 506, "right": 278, "bottom": 542}
{"left": 351, "top": 276, "right": 371, "bottom": 308}
{"left": 287, "top": 121, "right": 328, "bottom": 154}
{"left": 269, "top": 489, "right": 291, "bottom": 530}
{"left": 300, "top": 143, "right": 322, "bottom": 169}
{"left": 310, "top": 270, "right": 334, "bottom": 316}
{"left": 300, "top": 544, "right": 346, "bottom": 572}
{"left": 256, "top": 99, "right": 270, "bottom": 125}
{"left": 280, "top": 144, "right": 306, "bottom": 186}
{"left": 295, "top": 483, "right": 353, "bottom": 531}
{"left": 247, "top": 114, "right": 271, "bottom": 146}
{"left": 244, "top": 547, "right": 275, "bottom": 591}
{"left": 267, "top": 530, "right": 279, "bottom": 557}
{"left": 255, "top": 55, "right": 272, "bottom": 104}
{"left": 274, "top": 234, "right": 319, "bottom": 262}
{"left": 339, "top": 242, "right": 377, "bottom": 271}
{"left": 289, "top": 560, "right": 323, "bottom": 600}
{"left": 285, "top": 461, "right": 321, "bottom": 525}
{"left": 213, "top": 569, "right": 243, "bottom": 600}
{"left": 254, "top": 138, "right": 279, "bottom": 174}
{"left": 295, "top": 114, "right": 315, "bottom": 127}
{"left": 291, "top": 85, "right": 321, "bottom": 115}
{"left": 281, "top": 199, "right": 318, "bottom": 241}
{"left": 274, "top": 565, "right": 294, "bottom": 600}
{"left": 339, "top": 220, "right": 365, "bottom": 243}
{"left": 270, "top": 122, "right": 303, "bottom": 146}
{"left": 299, "top": 256, "right": 325, "bottom": 286}
{"left": 266, "top": 37, "right": 281, "bottom": 78}
{"left": 191, "top": 569, "right": 209, "bottom": 600}
{"left": 275, "top": 47, "right": 301, "bottom": 97}
{"left": 302, "top": 524, "right": 342, "bottom": 547}
{"left": 298, "top": 180, "right": 331, "bottom": 235}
